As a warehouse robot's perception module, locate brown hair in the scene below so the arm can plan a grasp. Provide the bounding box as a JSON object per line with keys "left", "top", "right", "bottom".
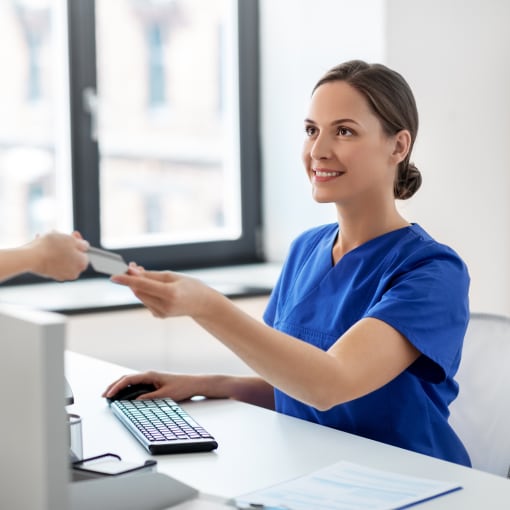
{"left": 313, "top": 60, "right": 421, "bottom": 200}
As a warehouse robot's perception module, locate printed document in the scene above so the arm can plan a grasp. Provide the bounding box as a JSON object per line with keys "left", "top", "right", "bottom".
{"left": 233, "top": 461, "right": 461, "bottom": 510}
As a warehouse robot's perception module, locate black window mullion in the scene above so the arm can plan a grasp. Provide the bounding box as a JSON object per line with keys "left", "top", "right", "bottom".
{"left": 67, "top": 0, "right": 100, "bottom": 249}
{"left": 237, "top": 0, "right": 263, "bottom": 262}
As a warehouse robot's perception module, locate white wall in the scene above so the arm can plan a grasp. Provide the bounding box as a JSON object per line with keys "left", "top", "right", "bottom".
{"left": 260, "top": 0, "right": 510, "bottom": 316}
{"left": 259, "top": 0, "right": 386, "bottom": 259}
{"left": 386, "top": 0, "right": 510, "bottom": 315}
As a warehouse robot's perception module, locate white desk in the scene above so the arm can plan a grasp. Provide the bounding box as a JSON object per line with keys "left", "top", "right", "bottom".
{"left": 66, "top": 352, "right": 510, "bottom": 509}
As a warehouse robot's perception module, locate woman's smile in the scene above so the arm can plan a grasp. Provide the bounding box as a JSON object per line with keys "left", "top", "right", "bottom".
{"left": 312, "top": 168, "right": 345, "bottom": 182}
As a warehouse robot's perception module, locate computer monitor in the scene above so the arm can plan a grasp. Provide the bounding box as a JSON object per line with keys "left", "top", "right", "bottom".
{"left": 0, "top": 304, "right": 69, "bottom": 509}
{"left": 0, "top": 304, "right": 199, "bottom": 510}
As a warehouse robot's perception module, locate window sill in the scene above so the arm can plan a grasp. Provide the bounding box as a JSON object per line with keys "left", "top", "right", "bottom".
{"left": 0, "top": 262, "right": 281, "bottom": 314}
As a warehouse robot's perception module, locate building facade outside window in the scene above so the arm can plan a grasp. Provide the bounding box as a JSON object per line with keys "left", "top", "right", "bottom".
{"left": 0, "top": 0, "right": 261, "bottom": 283}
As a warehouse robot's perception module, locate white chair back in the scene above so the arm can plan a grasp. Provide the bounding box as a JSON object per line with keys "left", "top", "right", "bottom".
{"left": 449, "top": 312, "right": 510, "bottom": 477}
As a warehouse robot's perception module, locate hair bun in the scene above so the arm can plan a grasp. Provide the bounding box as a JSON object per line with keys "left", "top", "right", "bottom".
{"left": 395, "top": 162, "right": 422, "bottom": 200}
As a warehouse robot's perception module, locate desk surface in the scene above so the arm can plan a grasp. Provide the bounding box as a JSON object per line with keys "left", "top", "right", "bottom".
{"left": 66, "top": 351, "right": 510, "bottom": 508}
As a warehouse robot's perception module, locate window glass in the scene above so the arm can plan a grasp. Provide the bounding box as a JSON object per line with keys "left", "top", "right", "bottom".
{"left": 0, "top": 0, "right": 260, "bottom": 282}
{"left": 95, "top": 0, "right": 241, "bottom": 249}
{"left": 0, "top": 0, "right": 72, "bottom": 248}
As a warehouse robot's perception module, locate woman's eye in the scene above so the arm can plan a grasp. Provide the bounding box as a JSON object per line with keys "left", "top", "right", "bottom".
{"left": 337, "top": 126, "right": 353, "bottom": 136}
{"left": 305, "top": 126, "right": 316, "bottom": 136}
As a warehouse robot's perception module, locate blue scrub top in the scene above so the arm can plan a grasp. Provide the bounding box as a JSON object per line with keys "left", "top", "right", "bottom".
{"left": 263, "top": 223, "right": 471, "bottom": 466}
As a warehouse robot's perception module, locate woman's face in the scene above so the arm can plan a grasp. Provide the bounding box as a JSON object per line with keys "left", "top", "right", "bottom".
{"left": 302, "top": 80, "right": 402, "bottom": 207}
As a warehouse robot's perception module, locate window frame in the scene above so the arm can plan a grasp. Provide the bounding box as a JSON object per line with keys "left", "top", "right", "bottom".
{"left": 4, "top": 0, "right": 262, "bottom": 287}
{"left": 67, "top": 0, "right": 263, "bottom": 275}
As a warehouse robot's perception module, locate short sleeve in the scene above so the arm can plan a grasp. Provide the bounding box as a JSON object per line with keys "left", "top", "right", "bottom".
{"left": 263, "top": 273, "right": 282, "bottom": 327}
{"left": 367, "top": 248, "right": 470, "bottom": 383}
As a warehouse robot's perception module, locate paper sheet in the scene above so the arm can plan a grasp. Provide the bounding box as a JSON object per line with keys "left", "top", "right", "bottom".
{"left": 234, "top": 461, "right": 462, "bottom": 510}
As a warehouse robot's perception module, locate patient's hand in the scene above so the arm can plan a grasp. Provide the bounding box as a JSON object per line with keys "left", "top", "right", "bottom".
{"left": 29, "top": 231, "right": 89, "bottom": 281}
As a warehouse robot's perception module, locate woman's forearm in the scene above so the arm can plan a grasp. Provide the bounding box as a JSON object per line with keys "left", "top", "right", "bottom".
{"left": 210, "top": 375, "right": 275, "bottom": 410}
{"left": 195, "top": 289, "right": 419, "bottom": 411}
{"left": 194, "top": 290, "right": 342, "bottom": 409}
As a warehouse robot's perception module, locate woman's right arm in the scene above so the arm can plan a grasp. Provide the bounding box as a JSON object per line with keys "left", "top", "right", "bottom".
{"left": 103, "top": 372, "right": 275, "bottom": 410}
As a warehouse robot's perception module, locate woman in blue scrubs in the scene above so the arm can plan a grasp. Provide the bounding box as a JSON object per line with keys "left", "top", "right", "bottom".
{"left": 104, "top": 60, "right": 471, "bottom": 466}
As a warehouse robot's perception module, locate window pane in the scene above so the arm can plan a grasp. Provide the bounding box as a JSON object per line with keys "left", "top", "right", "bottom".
{"left": 0, "top": 0, "right": 72, "bottom": 248}
{"left": 95, "top": 0, "right": 241, "bottom": 249}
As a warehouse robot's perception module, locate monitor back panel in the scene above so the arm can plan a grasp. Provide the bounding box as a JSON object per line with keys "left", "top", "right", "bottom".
{"left": 0, "top": 304, "right": 68, "bottom": 510}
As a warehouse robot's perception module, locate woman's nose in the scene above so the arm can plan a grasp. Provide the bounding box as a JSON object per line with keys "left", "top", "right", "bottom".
{"left": 310, "top": 134, "right": 332, "bottom": 160}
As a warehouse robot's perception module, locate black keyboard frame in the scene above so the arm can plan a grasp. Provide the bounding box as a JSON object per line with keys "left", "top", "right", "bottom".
{"left": 109, "top": 398, "right": 218, "bottom": 455}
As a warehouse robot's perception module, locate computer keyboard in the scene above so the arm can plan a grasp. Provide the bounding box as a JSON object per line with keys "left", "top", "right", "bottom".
{"left": 109, "top": 398, "right": 218, "bottom": 454}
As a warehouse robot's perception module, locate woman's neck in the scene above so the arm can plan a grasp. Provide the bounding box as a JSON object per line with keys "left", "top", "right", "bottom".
{"left": 332, "top": 205, "right": 410, "bottom": 264}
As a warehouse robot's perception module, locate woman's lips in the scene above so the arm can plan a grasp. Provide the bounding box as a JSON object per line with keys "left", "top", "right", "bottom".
{"left": 312, "top": 169, "right": 345, "bottom": 181}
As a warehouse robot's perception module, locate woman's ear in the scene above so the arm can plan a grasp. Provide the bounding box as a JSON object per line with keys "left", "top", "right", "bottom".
{"left": 391, "top": 130, "right": 411, "bottom": 164}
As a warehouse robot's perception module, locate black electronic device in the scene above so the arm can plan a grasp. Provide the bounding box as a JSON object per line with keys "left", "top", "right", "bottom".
{"left": 106, "top": 383, "right": 157, "bottom": 402}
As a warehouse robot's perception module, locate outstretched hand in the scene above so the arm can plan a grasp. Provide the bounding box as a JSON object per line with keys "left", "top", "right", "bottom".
{"left": 111, "top": 267, "right": 215, "bottom": 319}
{"left": 30, "top": 231, "right": 89, "bottom": 281}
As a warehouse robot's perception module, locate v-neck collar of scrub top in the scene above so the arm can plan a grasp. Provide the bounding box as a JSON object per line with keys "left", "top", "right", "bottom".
{"left": 326, "top": 223, "right": 418, "bottom": 269}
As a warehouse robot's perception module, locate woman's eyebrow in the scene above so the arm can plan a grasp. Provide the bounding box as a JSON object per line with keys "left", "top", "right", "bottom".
{"left": 304, "top": 118, "right": 360, "bottom": 126}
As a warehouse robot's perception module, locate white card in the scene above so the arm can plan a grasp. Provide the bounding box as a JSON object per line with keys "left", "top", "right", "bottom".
{"left": 88, "top": 246, "right": 128, "bottom": 275}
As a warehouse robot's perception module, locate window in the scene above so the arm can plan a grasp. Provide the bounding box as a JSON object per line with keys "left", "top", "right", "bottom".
{"left": 0, "top": 1, "right": 73, "bottom": 251}
{"left": 0, "top": 0, "right": 262, "bottom": 283}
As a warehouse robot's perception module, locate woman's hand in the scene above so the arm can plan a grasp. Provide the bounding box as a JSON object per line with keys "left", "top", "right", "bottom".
{"left": 103, "top": 371, "right": 220, "bottom": 402}
{"left": 111, "top": 268, "right": 218, "bottom": 319}
{"left": 102, "top": 371, "right": 275, "bottom": 409}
